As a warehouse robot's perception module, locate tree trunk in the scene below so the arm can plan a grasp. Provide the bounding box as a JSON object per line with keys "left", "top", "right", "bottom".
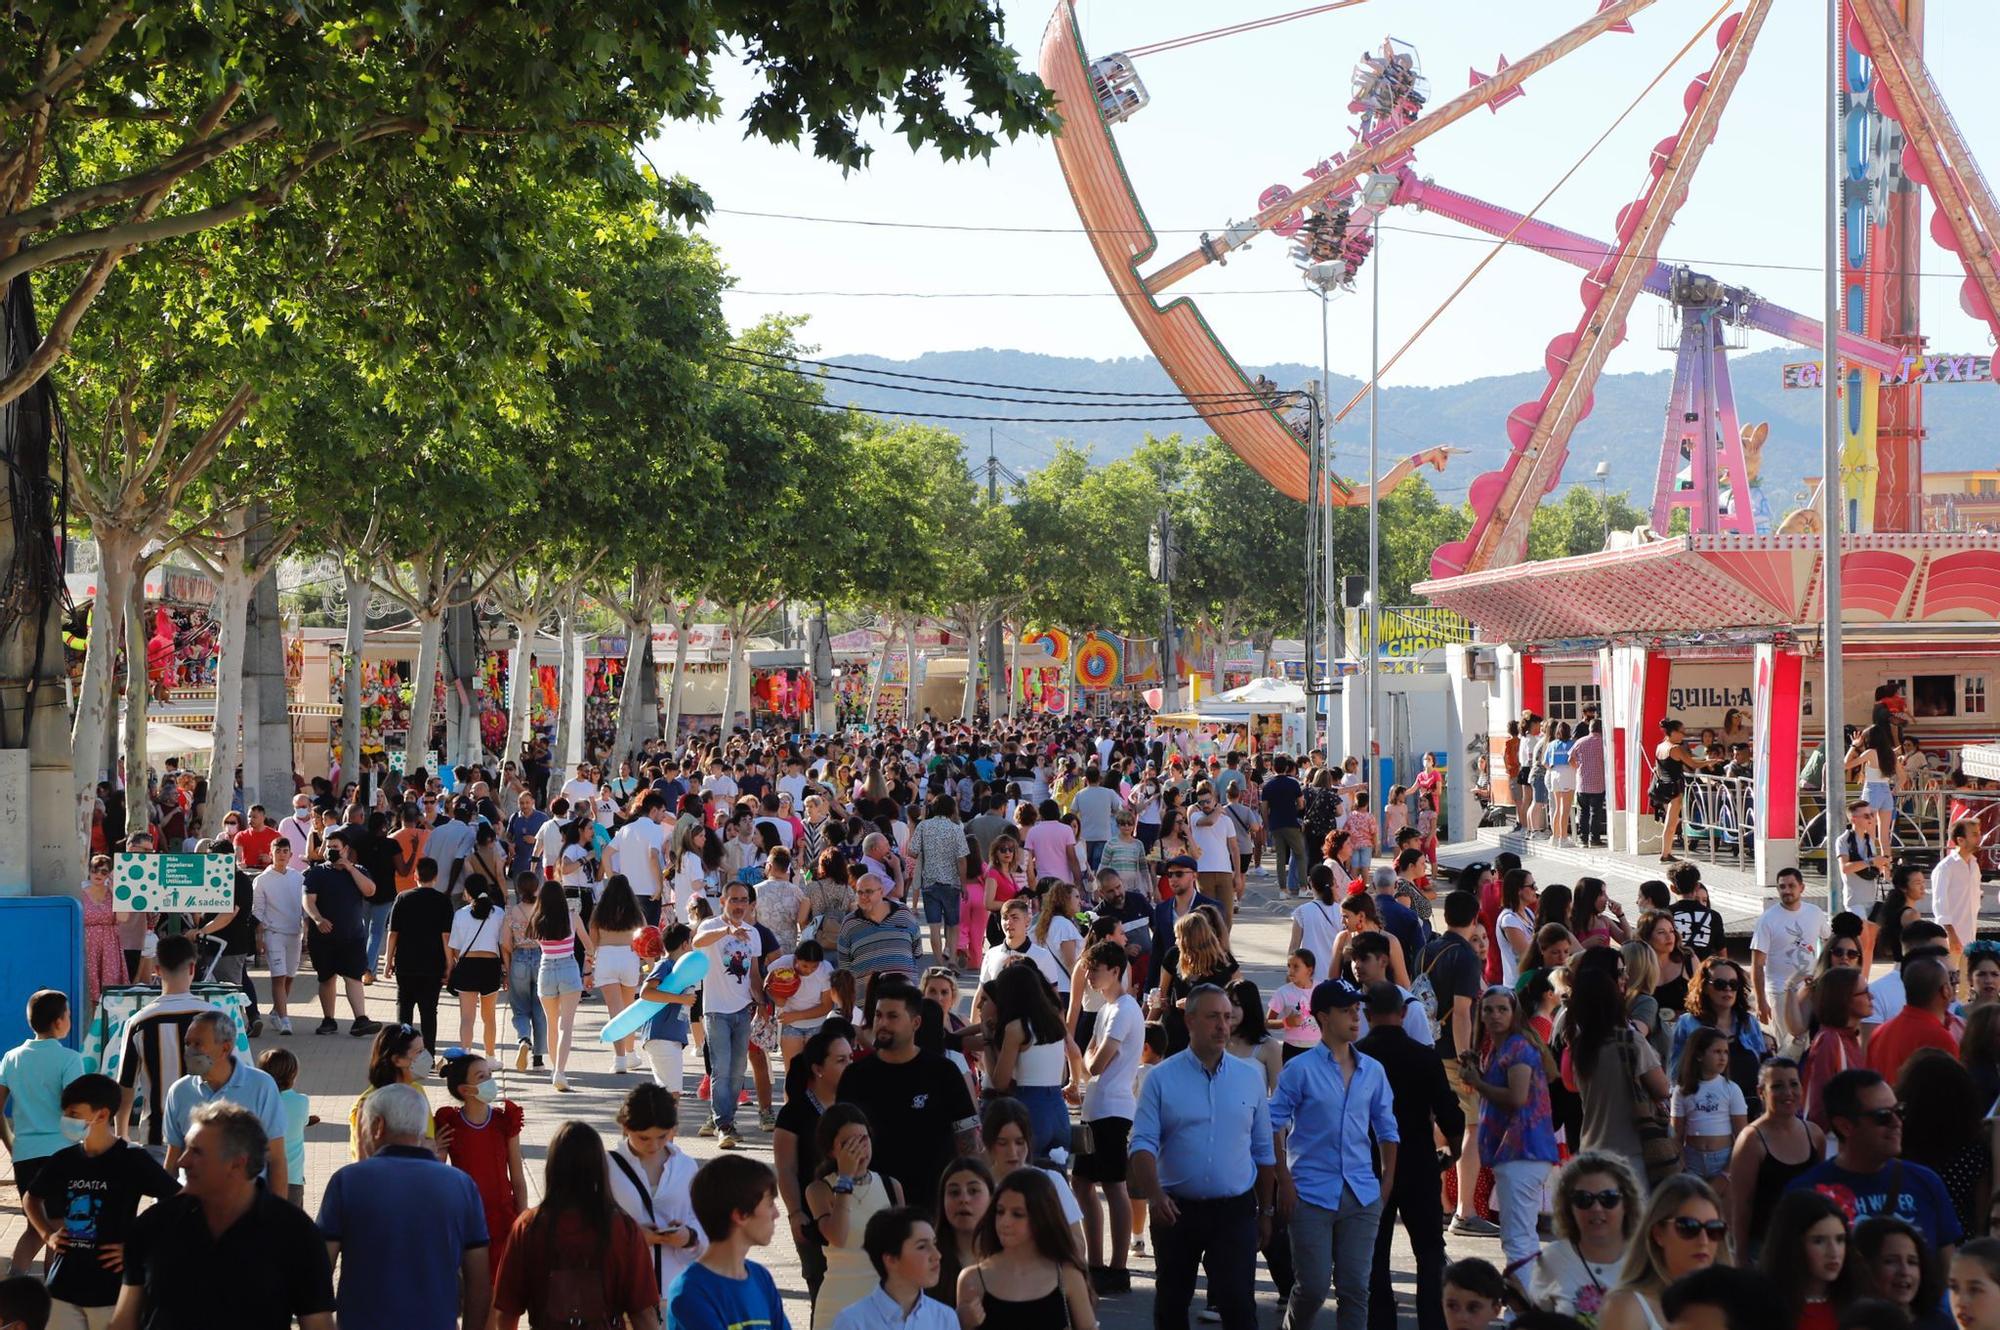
{"left": 339, "top": 566, "right": 367, "bottom": 790}
{"left": 121, "top": 563, "right": 149, "bottom": 837}
{"left": 208, "top": 545, "right": 251, "bottom": 816}
{"left": 615, "top": 613, "right": 653, "bottom": 758}
{"left": 243, "top": 512, "right": 293, "bottom": 810}
{"left": 404, "top": 611, "right": 443, "bottom": 775}
{"left": 960, "top": 609, "right": 980, "bottom": 723}
{"left": 552, "top": 593, "right": 583, "bottom": 780}
{"left": 1007, "top": 618, "right": 1021, "bottom": 721}
{"left": 505, "top": 615, "right": 537, "bottom": 766}
{"left": 664, "top": 603, "right": 692, "bottom": 744}
{"left": 721, "top": 619, "right": 746, "bottom": 735}
{"left": 442, "top": 591, "right": 480, "bottom": 767}
{"left": 809, "top": 608, "right": 834, "bottom": 735}
{"left": 72, "top": 531, "right": 134, "bottom": 854}
{"left": 903, "top": 621, "right": 918, "bottom": 727}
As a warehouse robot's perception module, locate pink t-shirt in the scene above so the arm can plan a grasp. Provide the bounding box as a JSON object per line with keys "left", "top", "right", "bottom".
{"left": 1267, "top": 983, "right": 1321, "bottom": 1047}
{"left": 1022, "top": 820, "right": 1078, "bottom": 883}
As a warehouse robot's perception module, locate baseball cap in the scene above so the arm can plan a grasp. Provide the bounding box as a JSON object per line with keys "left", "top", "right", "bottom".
{"left": 1162, "top": 854, "right": 1199, "bottom": 872}
{"left": 1310, "top": 979, "right": 1365, "bottom": 1013}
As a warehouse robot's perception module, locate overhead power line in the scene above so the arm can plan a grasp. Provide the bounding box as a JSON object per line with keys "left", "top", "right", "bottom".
{"left": 713, "top": 206, "right": 1987, "bottom": 281}
{"left": 744, "top": 382, "right": 1304, "bottom": 422}
{"left": 725, "top": 345, "right": 1306, "bottom": 403}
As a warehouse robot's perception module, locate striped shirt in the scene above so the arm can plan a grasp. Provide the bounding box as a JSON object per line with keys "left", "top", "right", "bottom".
{"left": 835, "top": 905, "right": 923, "bottom": 983}
{"left": 116, "top": 993, "right": 222, "bottom": 1145}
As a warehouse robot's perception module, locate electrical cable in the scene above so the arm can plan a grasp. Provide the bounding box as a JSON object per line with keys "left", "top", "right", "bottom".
{"left": 711, "top": 207, "right": 1990, "bottom": 282}
{"left": 724, "top": 345, "right": 1305, "bottom": 403}
{"left": 735, "top": 382, "right": 1309, "bottom": 425}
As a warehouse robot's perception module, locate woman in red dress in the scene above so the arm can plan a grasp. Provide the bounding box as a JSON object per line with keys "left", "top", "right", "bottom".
{"left": 436, "top": 1051, "right": 529, "bottom": 1269}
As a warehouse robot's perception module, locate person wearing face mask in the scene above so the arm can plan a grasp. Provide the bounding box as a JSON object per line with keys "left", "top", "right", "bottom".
{"left": 23, "top": 1074, "right": 178, "bottom": 1330}
{"left": 346, "top": 1024, "right": 437, "bottom": 1160}
{"left": 318, "top": 1083, "right": 493, "bottom": 1330}
{"left": 435, "top": 1051, "right": 529, "bottom": 1275}
{"left": 158, "top": 1011, "right": 286, "bottom": 1197}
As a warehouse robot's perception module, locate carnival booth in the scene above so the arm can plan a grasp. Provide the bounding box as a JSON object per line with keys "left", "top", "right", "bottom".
{"left": 1421, "top": 532, "right": 2000, "bottom": 910}
{"left": 1204, "top": 677, "right": 1311, "bottom": 756}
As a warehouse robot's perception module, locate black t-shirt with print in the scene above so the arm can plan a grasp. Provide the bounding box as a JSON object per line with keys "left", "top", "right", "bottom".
{"left": 29, "top": 1140, "right": 180, "bottom": 1309}
{"left": 837, "top": 1051, "right": 975, "bottom": 1218}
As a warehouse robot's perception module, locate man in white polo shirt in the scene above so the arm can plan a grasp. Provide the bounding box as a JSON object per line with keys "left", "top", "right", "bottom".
{"left": 610, "top": 792, "right": 671, "bottom": 926}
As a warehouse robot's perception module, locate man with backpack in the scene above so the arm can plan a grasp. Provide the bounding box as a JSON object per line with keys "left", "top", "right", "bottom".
{"left": 1417, "top": 891, "right": 1492, "bottom": 1237}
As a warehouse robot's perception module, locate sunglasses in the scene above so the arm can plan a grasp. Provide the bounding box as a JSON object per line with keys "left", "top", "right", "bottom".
{"left": 1571, "top": 1189, "right": 1624, "bottom": 1211}
{"left": 1857, "top": 1105, "right": 1905, "bottom": 1126}
{"left": 1706, "top": 979, "right": 1740, "bottom": 992}
{"left": 1830, "top": 946, "right": 1861, "bottom": 960}
{"left": 1667, "top": 1218, "right": 1729, "bottom": 1241}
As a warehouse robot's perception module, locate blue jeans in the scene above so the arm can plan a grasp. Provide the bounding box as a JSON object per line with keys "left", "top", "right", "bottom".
{"left": 364, "top": 898, "right": 394, "bottom": 974}
{"left": 1003, "top": 1085, "right": 1071, "bottom": 1158}
{"left": 1285, "top": 1188, "right": 1386, "bottom": 1330}
{"left": 704, "top": 1007, "right": 751, "bottom": 1132}
{"left": 1086, "top": 840, "right": 1107, "bottom": 871}
{"left": 508, "top": 946, "right": 546, "bottom": 1055}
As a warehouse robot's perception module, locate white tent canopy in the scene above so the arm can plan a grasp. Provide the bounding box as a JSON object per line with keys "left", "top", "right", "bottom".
{"left": 1212, "top": 677, "right": 1307, "bottom": 708}
{"left": 147, "top": 721, "right": 214, "bottom": 760}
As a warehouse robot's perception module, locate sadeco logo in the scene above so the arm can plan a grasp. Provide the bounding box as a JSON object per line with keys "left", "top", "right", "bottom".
{"left": 1666, "top": 687, "right": 1752, "bottom": 711}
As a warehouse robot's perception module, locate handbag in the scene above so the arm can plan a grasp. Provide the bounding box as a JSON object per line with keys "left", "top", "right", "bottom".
{"left": 447, "top": 911, "right": 496, "bottom": 995}
{"left": 1618, "top": 1030, "right": 1680, "bottom": 1186}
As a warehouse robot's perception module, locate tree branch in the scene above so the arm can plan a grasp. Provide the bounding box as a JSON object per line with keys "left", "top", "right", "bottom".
{"left": 0, "top": 109, "right": 278, "bottom": 241}
{"left": 0, "top": 3, "right": 134, "bottom": 124}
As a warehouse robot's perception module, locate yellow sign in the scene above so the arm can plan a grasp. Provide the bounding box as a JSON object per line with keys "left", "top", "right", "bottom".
{"left": 1345, "top": 606, "right": 1472, "bottom": 672}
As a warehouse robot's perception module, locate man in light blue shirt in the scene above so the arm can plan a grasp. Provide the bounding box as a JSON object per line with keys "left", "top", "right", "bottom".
{"left": 1130, "top": 984, "right": 1275, "bottom": 1330}
{"left": 161, "top": 1010, "right": 287, "bottom": 1195}
{"left": 1270, "top": 980, "right": 1400, "bottom": 1330}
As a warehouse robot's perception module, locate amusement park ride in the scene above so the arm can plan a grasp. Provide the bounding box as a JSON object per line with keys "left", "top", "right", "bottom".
{"left": 1042, "top": 0, "right": 2000, "bottom": 894}
{"left": 1042, "top": 0, "right": 2000, "bottom": 555}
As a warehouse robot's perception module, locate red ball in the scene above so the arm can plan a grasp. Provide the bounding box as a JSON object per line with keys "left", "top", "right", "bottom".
{"left": 766, "top": 965, "right": 802, "bottom": 1004}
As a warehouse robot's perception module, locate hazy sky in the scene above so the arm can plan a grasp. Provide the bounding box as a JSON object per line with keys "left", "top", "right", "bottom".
{"left": 650, "top": 0, "right": 2000, "bottom": 391}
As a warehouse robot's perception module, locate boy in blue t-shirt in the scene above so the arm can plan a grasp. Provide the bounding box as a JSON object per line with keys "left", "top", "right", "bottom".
{"left": 667, "top": 1155, "right": 789, "bottom": 1330}
{"left": 0, "top": 989, "right": 85, "bottom": 1270}
{"left": 640, "top": 929, "right": 700, "bottom": 1099}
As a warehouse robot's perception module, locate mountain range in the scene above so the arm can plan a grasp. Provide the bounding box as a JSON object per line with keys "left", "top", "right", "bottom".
{"left": 826, "top": 346, "right": 2000, "bottom": 511}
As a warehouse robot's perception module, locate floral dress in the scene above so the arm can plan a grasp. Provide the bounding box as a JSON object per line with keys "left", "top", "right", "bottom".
{"left": 82, "top": 888, "right": 127, "bottom": 1008}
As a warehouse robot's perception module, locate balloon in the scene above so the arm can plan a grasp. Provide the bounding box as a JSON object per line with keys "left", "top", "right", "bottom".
{"left": 597, "top": 950, "right": 710, "bottom": 1045}
{"left": 766, "top": 965, "right": 801, "bottom": 1004}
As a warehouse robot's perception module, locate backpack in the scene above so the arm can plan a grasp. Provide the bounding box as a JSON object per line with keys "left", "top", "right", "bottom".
{"left": 1410, "top": 934, "right": 1464, "bottom": 1030}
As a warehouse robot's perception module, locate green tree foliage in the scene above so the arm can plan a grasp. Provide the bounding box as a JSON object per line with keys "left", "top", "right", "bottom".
{"left": 1525, "top": 484, "right": 1651, "bottom": 562}
{"left": 0, "top": 0, "right": 1055, "bottom": 407}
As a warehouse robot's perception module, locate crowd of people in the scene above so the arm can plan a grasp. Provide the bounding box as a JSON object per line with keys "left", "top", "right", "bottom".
{"left": 3, "top": 712, "right": 1999, "bottom": 1330}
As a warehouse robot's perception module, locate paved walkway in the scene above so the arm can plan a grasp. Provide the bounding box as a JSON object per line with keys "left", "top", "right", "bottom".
{"left": 2, "top": 864, "right": 1505, "bottom": 1328}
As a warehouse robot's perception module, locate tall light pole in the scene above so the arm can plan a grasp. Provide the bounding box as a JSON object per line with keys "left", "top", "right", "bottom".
{"left": 1595, "top": 460, "right": 1612, "bottom": 545}
{"left": 1362, "top": 176, "right": 1398, "bottom": 780}
{"left": 1820, "top": 0, "right": 1846, "bottom": 910}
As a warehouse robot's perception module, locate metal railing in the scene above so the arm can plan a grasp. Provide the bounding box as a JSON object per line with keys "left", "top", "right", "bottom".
{"left": 1798, "top": 785, "right": 2000, "bottom": 875}
{"left": 1680, "top": 771, "right": 1754, "bottom": 868}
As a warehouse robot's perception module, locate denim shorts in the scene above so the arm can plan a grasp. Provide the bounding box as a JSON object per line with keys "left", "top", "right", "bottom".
{"left": 780, "top": 1020, "right": 825, "bottom": 1039}
{"left": 922, "top": 882, "right": 961, "bottom": 926}
{"left": 538, "top": 953, "right": 584, "bottom": 996}
{"left": 1684, "top": 1145, "right": 1731, "bottom": 1180}
{"left": 1864, "top": 781, "right": 1893, "bottom": 813}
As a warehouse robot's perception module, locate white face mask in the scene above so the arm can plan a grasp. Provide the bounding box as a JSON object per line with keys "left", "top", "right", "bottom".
{"left": 411, "top": 1051, "right": 435, "bottom": 1078}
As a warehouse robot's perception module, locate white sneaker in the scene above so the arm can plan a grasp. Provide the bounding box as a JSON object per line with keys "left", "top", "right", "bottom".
{"left": 611, "top": 1054, "right": 626, "bottom": 1074}
{"left": 276, "top": 1016, "right": 292, "bottom": 1035}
